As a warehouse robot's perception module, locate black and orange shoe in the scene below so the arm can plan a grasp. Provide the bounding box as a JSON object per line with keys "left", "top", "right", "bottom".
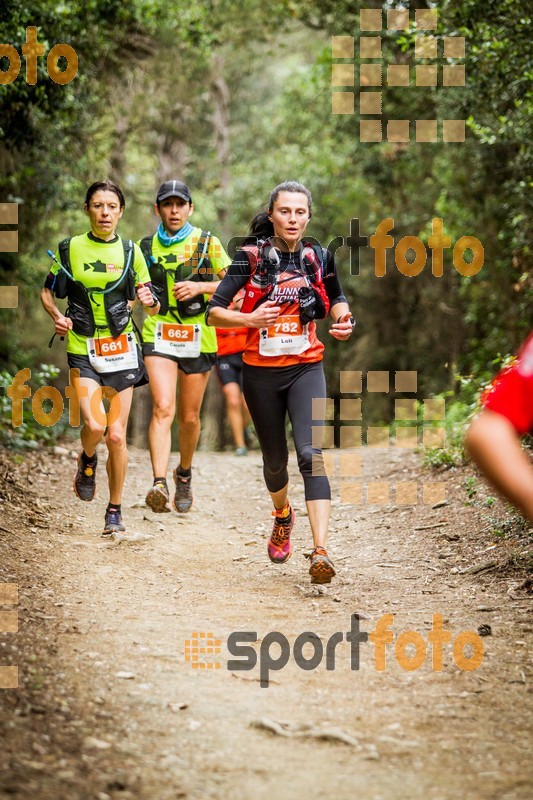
{"left": 145, "top": 479, "right": 171, "bottom": 513}
{"left": 267, "top": 503, "right": 295, "bottom": 564}
{"left": 309, "top": 546, "right": 336, "bottom": 584}
{"left": 73, "top": 451, "right": 97, "bottom": 502}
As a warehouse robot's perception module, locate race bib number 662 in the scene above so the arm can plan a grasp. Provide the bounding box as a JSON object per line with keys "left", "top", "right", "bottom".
{"left": 154, "top": 322, "right": 202, "bottom": 358}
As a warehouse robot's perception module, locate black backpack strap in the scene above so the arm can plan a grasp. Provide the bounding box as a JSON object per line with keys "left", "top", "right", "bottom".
{"left": 122, "top": 238, "right": 134, "bottom": 280}
{"left": 139, "top": 235, "right": 153, "bottom": 265}
{"left": 259, "top": 238, "right": 282, "bottom": 289}
{"left": 131, "top": 315, "right": 144, "bottom": 345}
{"left": 122, "top": 237, "right": 134, "bottom": 267}
{"left": 58, "top": 237, "right": 72, "bottom": 274}
{"left": 52, "top": 237, "right": 72, "bottom": 299}
{"left": 122, "top": 238, "right": 136, "bottom": 301}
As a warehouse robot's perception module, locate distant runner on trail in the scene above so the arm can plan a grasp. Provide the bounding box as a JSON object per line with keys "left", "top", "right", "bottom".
{"left": 207, "top": 181, "right": 355, "bottom": 583}
{"left": 466, "top": 331, "right": 533, "bottom": 524}
{"left": 139, "top": 180, "right": 231, "bottom": 514}
{"left": 41, "top": 180, "right": 160, "bottom": 535}
{"left": 215, "top": 289, "right": 254, "bottom": 456}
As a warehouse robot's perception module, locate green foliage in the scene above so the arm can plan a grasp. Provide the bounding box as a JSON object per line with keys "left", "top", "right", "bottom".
{"left": 486, "top": 512, "right": 530, "bottom": 540}
{"left": 0, "top": 0, "right": 531, "bottom": 447}
{"left": 421, "top": 348, "right": 515, "bottom": 468}
{"left": 463, "top": 475, "right": 478, "bottom": 499}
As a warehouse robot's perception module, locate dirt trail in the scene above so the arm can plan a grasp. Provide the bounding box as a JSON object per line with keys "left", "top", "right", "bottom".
{"left": 0, "top": 444, "right": 531, "bottom": 800}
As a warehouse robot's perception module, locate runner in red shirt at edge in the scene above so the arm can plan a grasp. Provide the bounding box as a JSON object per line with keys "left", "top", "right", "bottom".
{"left": 465, "top": 332, "right": 533, "bottom": 524}
{"left": 207, "top": 181, "right": 355, "bottom": 583}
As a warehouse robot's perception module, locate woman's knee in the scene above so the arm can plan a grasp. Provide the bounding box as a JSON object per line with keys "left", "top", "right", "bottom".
{"left": 263, "top": 451, "right": 289, "bottom": 487}
{"left": 179, "top": 409, "right": 201, "bottom": 428}
{"left": 226, "top": 395, "right": 242, "bottom": 413}
{"left": 153, "top": 399, "right": 175, "bottom": 421}
{"left": 83, "top": 417, "right": 106, "bottom": 439}
{"left": 297, "top": 443, "right": 317, "bottom": 475}
{"left": 107, "top": 425, "right": 127, "bottom": 448}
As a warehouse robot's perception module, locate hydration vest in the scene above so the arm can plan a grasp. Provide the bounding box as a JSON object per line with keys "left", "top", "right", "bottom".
{"left": 53, "top": 237, "right": 136, "bottom": 338}
{"left": 139, "top": 230, "right": 213, "bottom": 320}
{"left": 240, "top": 239, "right": 330, "bottom": 317}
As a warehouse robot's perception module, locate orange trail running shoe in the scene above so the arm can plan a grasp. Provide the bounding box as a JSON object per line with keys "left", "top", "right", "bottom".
{"left": 267, "top": 503, "right": 295, "bottom": 564}
{"left": 309, "top": 546, "right": 336, "bottom": 584}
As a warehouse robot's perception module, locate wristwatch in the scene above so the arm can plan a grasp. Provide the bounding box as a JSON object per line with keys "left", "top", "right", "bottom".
{"left": 337, "top": 313, "right": 356, "bottom": 330}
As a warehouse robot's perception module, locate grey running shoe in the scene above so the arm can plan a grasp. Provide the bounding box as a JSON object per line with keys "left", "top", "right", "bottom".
{"left": 102, "top": 507, "right": 126, "bottom": 535}
{"left": 173, "top": 468, "right": 193, "bottom": 513}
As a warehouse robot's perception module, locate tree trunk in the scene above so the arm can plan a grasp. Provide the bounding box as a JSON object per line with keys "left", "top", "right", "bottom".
{"left": 199, "top": 53, "right": 233, "bottom": 451}
{"left": 211, "top": 53, "right": 231, "bottom": 238}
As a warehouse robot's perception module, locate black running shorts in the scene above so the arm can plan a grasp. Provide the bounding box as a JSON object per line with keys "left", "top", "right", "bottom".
{"left": 142, "top": 344, "right": 216, "bottom": 374}
{"left": 215, "top": 352, "right": 244, "bottom": 388}
{"left": 67, "top": 349, "right": 148, "bottom": 393}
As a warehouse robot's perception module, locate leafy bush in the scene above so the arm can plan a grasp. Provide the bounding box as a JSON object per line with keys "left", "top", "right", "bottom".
{"left": 422, "top": 351, "right": 517, "bottom": 468}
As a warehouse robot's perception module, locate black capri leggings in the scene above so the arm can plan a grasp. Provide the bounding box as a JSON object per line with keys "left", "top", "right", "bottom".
{"left": 243, "top": 361, "right": 331, "bottom": 501}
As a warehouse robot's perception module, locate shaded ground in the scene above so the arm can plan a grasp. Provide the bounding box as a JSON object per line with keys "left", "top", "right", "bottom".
{"left": 0, "top": 443, "right": 531, "bottom": 800}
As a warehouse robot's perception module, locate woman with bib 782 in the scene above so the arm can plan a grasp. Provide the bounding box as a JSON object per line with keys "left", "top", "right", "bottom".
{"left": 208, "top": 181, "right": 355, "bottom": 584}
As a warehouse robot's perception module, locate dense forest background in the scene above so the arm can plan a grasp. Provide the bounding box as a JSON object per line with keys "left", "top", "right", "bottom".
{"left": 0, "top": 0, "right": 531, "bottom": 450}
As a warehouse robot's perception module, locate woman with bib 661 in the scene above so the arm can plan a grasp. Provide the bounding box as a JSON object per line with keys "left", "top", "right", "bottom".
{"left": 41, "top": 180, "right": 160, "bottom": 536}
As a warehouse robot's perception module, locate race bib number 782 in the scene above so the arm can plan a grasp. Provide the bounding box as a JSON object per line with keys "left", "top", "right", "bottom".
{"left": 258, "top": 314, "right": 310, "bottom": 357}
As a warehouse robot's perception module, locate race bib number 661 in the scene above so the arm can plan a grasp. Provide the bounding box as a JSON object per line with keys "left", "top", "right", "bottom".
{"left": 87, "top": 332, "right": 139, "bottom": 374}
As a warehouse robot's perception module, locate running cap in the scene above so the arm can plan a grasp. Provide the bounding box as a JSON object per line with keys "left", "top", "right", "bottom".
{"left": 156, "top": 180, "right": 192, "bottom": 203}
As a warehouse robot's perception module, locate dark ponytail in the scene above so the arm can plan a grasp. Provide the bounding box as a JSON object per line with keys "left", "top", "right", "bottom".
{"left": 245, "top": 181, "right": 313, "bottom": 245}
{"left": 249, "top": 210, "right": 274, "bottom": 240}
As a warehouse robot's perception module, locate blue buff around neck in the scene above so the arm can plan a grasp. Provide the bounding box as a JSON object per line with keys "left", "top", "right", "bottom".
{"left": 157, "top": 221, "right": 194, "bottom": 247}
